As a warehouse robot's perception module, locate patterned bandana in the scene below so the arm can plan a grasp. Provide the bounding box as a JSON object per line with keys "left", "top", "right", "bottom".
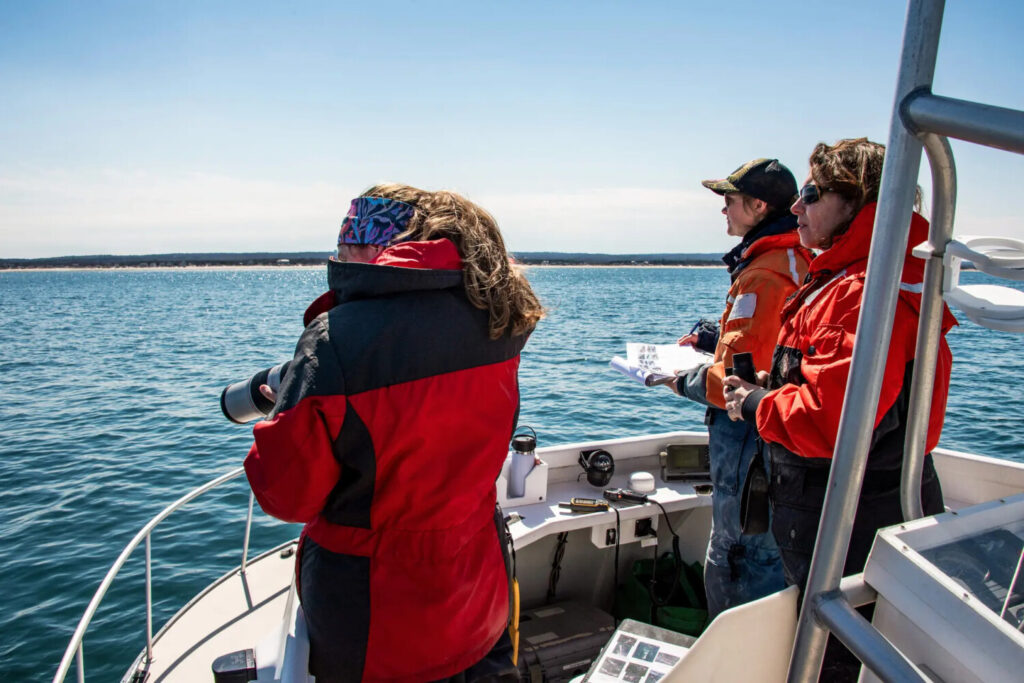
{"left": 337, "top": 197, "right": 416, "bottom": 247}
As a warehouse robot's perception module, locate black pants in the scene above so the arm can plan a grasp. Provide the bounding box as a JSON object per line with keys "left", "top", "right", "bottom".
{"left": 431, "top": 632, "right": 518, "bottom": 683}
{"left": 769, "top": 453, "right": 944, "bottom": 682}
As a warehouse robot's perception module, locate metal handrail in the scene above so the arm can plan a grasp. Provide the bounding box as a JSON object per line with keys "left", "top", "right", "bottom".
{"left": 790, "top": 0, "right": 1024, "bottom": 680}
{"left": 815, "top": 592, "right": 925, "bottom": 681}
{"left": 52, "top": 466, "right": 251, "bottom": 683}
{"left": 903, "top": 92, "right": 1024, "bottom": 154}
{"left": 787, "top": 0, "right": 945, "bottom": 679}
{"left": 901, "top": 131, "right": 956, "bottom": 522}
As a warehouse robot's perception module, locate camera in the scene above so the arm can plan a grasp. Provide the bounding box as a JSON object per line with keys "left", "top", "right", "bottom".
{"left": 220, "top": 361, "right": 291, "bottom": 424}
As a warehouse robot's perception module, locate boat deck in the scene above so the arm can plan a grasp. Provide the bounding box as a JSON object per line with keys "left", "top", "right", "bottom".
{"left": 113, "top": 444, "right": 1024, "bottom": 683}
{"left": 129, "top": 542, "right": 296, "bottom": 683}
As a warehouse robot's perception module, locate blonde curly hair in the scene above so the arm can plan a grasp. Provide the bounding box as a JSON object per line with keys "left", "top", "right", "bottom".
{"left": 361, "top": 183, "right": 544, "bottom": 339}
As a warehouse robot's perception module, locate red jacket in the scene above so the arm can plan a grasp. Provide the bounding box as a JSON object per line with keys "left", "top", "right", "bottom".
{"left": 754, "top": 203, "right": 956, "bottom": 463}
{"left": 245, "top": 239, "right": 527, "bottom": 681}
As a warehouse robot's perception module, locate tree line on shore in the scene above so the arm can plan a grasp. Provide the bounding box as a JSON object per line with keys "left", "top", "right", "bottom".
{"left": 0, "top": 251, "right": 724, "bottom": 269}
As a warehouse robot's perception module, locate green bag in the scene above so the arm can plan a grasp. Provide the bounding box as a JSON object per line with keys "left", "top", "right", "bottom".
{"left": 614, "top": 554, "right": 708, "bottom": 637}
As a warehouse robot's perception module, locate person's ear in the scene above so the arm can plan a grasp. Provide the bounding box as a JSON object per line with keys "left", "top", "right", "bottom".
{"left": 841, "top": 198, "right": 859, "bottom": 222}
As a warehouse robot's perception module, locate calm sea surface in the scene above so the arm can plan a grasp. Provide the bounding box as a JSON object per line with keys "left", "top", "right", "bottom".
{"left": 1, "top": 266, "right": 1021, "bottom": 681}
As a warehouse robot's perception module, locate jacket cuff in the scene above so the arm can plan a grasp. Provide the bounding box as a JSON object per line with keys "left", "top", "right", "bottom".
{"left": 693, "top": 319, "right": 720, "bottom": 355}
{"left": 741, "top": 388, "right": 767, "bottom": 423}
{"left": 676, "top": 363, "right": 712, "bottom": 407}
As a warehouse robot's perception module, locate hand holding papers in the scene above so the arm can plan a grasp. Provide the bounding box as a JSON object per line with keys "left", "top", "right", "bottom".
{"left": 610, "top": 343, "right": 712, "bottom": 387}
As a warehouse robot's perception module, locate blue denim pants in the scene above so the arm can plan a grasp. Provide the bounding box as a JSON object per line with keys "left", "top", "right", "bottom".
{"left": 703, "top": 407, "right": 786, "bottom": 619}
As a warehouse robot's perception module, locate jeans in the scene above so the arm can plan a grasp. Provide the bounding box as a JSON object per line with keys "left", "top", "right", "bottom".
{"left": 703, "top": 407, "right": 786, "bottom": 619}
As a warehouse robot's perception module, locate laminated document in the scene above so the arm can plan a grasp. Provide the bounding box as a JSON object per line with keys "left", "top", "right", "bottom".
{"left": 610, "top": 343, "right": 711, "bottom": 387}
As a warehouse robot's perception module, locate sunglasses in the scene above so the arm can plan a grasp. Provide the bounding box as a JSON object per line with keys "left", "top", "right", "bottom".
{"left": 799, "top": 183, "right": 831, "bottom": 205}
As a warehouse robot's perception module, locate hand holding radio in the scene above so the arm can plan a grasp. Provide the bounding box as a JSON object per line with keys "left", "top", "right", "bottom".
{"left": 731, "top": 351, "right": 757, "bottom": 384}
{"left": 724, "top": 352, "right": 760, "bottom": 422}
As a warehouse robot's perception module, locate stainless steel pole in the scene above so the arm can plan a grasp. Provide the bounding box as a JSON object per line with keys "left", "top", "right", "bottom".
{"left": 815, "top": 593, "right": 927, "bottom": 682}
{"left": 242, "top": 489, "right": 255, "bottom": 572}
{"left": 901, "top": 132, "right": 956, "bottom": 521}
{"left": 786, "top": 1, "right": 945, "bottom": 679}
{"left": 903, "top": 93, "right": 1024, "bottom": 154}
{"left": 145, "top": 534, "right": 154, "bottom": 665}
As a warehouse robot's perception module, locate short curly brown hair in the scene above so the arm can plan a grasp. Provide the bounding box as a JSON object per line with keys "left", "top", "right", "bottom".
{"left": 808, "top": 138, "right": 886, "bottom": 212}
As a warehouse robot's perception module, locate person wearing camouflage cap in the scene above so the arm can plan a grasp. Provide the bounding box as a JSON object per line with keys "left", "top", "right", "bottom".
{"left": 668, "top": 157, "right": 812, "bottom": 619}
{"left": 723, "top": 138, "right": 951, "bottom": 682}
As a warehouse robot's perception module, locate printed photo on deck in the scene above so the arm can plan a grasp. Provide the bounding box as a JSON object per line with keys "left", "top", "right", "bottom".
{"left": 633, "top": 642, "right": 659, "bottom": 662}
{"left": 622, "top": 662, "right": 649, "bottom": 682}
{"left": 654, "top": 651, "right": 680, "bottom": 667}
{"left": 612, "top": 634, "right": 636, "bottom": 657}
{"left": 598, "top": 656, "right": 625, "bottom": 677}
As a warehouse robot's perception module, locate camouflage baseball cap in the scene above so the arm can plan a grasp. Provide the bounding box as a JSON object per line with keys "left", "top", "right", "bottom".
{"left": 701, "top": 158, "right": 798, "bottom": 209}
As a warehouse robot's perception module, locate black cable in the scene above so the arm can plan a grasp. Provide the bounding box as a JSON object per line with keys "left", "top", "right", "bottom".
{"left": 652, "top": 500, "right": 677, "bottom": 537}
{"left": 648, "top": 500, "right": 684, "bottom": 608}
{"left": 652, "top": 500, "right": 683, "bottom": 567}
{"left": 612, "top": 506, "right": 621, "bottom": 625}
{"left": 546, "top": 532, "right": 568, "bottom": 603}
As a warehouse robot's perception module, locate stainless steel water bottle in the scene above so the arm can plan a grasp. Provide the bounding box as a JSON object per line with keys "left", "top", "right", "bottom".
{"left": 508, "top": 427, "right": 537, "bottom": 498}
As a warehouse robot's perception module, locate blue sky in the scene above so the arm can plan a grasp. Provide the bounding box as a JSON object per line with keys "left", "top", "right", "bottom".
{"left": 1, "top": 1, "right": 1021, "bottom": 258}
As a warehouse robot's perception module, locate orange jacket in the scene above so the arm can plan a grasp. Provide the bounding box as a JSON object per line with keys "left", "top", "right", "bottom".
{"left": 752, "top": 203, "right": 957, "bottom": 462}
{"left": 704, "top": 232, "right": 812, "bottom": 409}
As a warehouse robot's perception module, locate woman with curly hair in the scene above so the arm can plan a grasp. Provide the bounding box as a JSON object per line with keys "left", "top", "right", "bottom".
{"left": 724, "top": 139, "right": 953, "bottom": 681}
{"left": 245, "top": 184, "right": 543, "bottom": 682}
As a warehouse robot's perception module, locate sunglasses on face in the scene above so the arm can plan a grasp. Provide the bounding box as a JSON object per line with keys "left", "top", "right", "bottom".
{"left": 799, "top": 183, "right": 831, "bottom": 205}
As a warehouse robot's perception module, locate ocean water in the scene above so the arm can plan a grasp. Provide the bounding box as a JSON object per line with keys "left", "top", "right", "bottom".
{"left": 1, "top": 266, "right": 1021, "bottom": 682}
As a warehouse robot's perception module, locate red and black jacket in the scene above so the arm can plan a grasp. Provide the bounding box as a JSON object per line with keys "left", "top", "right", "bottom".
{"left": 244, "top": 238, "right": 527, "bottom": 681}
{"left": 743, "top": 203, "right": 957, "bottom": 468}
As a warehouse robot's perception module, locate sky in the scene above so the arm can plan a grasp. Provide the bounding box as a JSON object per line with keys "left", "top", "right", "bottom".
{"left": 1, "top": 1, "right": 1022, "bottom": 258}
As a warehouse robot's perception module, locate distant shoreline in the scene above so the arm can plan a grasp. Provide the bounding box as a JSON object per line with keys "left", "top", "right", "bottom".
{"left": 2, "top": 264, "right": 323, "bottom": 272}
{"left": 0, "top": 252, "right": 726, "bottom": 271}
{"left": 2, "top": 262, "right": 725, "bottom": 272}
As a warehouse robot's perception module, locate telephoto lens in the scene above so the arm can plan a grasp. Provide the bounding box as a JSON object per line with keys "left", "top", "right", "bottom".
{"left": 220, "top": 361, "right": 291, "bottom": 424}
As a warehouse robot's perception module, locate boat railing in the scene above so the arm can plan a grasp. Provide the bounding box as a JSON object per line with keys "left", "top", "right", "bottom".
{"left": 788, "top": 0, "right": 1024, "bottom": 680}
{"left": 52, "top": 466, "right": 254, "bottom": 683}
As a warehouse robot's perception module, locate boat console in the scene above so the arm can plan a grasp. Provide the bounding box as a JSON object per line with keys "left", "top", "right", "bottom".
{"left": 496, "top": 432, "right": 714, "bottom": 552}
{"left": 864, "top": 493, "right": 1024, "bottom": 683}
